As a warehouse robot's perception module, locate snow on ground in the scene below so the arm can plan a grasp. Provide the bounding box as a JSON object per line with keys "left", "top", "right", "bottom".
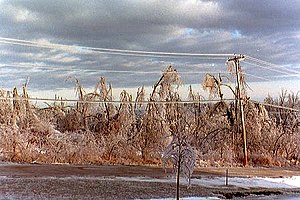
{"left": 109, "top": 176, "right": 300, "bottom": 189}
{"left": 257, "top": 176, "right": 300, "bottom": 188}
{"left": 143, "top": 197, "right": 220, "bottom": 200}
{"left": 1, "top": 174, "right": 299, "bottom": 189}
{"left": 191, "top": 176, "right": 300, "bottom": 189}
{"left": 1, "top": 174, "right": 300, "bottom": 200}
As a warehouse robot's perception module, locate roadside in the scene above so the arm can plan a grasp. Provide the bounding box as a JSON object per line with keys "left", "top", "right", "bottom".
{"left": 0, "top": 162, "right": 299, "bottom": 199}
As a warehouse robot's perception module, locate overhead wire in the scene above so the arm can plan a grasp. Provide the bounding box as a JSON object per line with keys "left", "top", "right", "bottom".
{"left": 1, "top": 36, "right": 299, "bottom": 111}
{"left": 4, "top": 36, "right": 296, "bottom": 81}
{"left": 245, "top": 56, "right": 300, "bottom": 79}
{"left": 0, "top": 37, "right": 279, "bottom": 81}
{"left": 0, "top": 37, "right": 234, "bottom": 59}
{"left": 242, "top": 60, "right": 299, "bottom": 77}
{"left": 0, "top": 63, "right": 231, "bottom": 75}
{"left": 0, "top": 96, "right": 236, "bottom": 104}
{"left": 250, "top": 100, "right": 300, "bottom": 112}
{"left": 246, "top": 55, "right": 300, "bottom": 74}
{"left": 0, "top": 96, "right": 298, "bottom": 113}
{"left": 241, "top": 72, "right": 270, "bottom": 81}
{"left": 267, "top": 111, "right": 299, "bottom": 114}
{"left": 1, "top": 37, "right": 298, "bottom": 77}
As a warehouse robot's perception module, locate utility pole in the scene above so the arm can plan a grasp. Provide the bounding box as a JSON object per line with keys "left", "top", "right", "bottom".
{"left": 228, "top": 55, "right": 248, "bottom": 166}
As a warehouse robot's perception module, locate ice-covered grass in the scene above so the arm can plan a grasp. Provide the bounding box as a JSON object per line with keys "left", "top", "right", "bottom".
{"left": 191, "top": 176, "right": 300, "bottom": 189}
{"left": 198, "top": 176, "right": 294, "bottom": 189}
{"left": 1, "top": 174, "right": 300, "bottom": 200}
{"left": 257, "top": 176, "right": 300, "bottom": 188}
{"left": 142, "top": 197, "right": 220, "bottom": 200}
{"left": 110, "top": 176, "right": 300, "bottom": 189}
{"left": 1, "top": 174, "right": 299, "bottom": 189}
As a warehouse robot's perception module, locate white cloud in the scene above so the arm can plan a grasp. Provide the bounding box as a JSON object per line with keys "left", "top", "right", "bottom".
{"left": 14, "top": 8, "right": 37, "bottom": 22}
{"left": 0, "top": 3, "right": 37, "bottom": 23}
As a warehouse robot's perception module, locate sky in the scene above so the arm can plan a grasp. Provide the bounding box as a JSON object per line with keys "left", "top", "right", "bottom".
{"left": 0, "top": 0, "right": 299, "bottom": 101}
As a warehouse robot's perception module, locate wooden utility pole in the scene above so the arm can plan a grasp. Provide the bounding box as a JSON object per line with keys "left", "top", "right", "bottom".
{"left": 228, "top": 55, "right": 248, "bottom": 166}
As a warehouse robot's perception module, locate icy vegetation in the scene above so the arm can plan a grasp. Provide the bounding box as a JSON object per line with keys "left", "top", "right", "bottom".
{"left": 0, "top": 66, "right": 299, "bottom": 166}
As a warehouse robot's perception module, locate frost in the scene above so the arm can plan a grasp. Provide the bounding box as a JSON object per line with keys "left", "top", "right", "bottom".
{"left": 162, "top": 135, "right": 196, "bottom": 184}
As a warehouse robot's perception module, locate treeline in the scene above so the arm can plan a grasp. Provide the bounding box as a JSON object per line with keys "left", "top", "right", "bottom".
{"left": 0, "top": 66, "right": 299, "bottom": 166}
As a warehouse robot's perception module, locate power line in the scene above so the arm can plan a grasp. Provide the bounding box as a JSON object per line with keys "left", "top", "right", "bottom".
{"left": 2, "top": 37, "right": 296, "bottom": 78}
{"left": 1, "top": 95, "right": 298, "bottom": 112}
{"left": 246, "top": 56, "right": 300, "bottom": 74}
{"left": 1, "top": 37, "right": 298, "bottom": 76}
{"left": 0, "top": 37, "right": 234, "bottom": 59}
{"left": 0, "top": 63, "right": 231, "bottom": 75}
{"left": 1, "top": 37, "right": 299, "bottom": 104}
{"left": 267, "top": 111, "right": 299, "bottom": 114}
{"left": 0, "top": 96, "right": 236, "bottom": 104}
{"left": 243, "top": 60, "right": 298, "bottom": 77}
{"left": 243, "top": 61, "right": 289, "bottom": 76}
{"left": 242, "top": 72, "right": 270, "bottom": 81}
{"left": 250, "top": 100, "right": 300, "bottom": 112}
{"left": 1, "top": 96, "right": 298, "bottom": 113}
{"left": 245, "top": 56, "right": 300, "bottom": 76}
{"left": 89, "top": 70, "right": 231, "bottom": 75}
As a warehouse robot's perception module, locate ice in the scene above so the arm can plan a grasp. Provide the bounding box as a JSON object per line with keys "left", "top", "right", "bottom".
{"left": 54, "top": 175, "right": 300, "bottom": 189}
{"left": 106, "top": 176, "right": 300, "bottom": 189}
{"left": 191, "top": 176, "right": 300, "bottom": 189}
{"left": 114, "top": 175, "right": 300, "bottom": 189}
{"left": 144, "top": 197, "right": 220, "bottom": 200}
{"left": 0, "top": 171, "right": 299, "bottom": 189}
{"left": 0, "top": 176, "right": 8, "bottom": 180}
{"left": 1, "top": 174, "right": 300, "bottom": 199}
{"left": 257, "top": 176, "right": 300, "bottom": 188}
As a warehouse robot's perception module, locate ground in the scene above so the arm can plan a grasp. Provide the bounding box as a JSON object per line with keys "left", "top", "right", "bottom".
{"left": 0, "top": 162, "right": 300, "bottom": 199}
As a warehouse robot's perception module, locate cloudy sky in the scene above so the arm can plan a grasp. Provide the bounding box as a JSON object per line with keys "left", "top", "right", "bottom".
{"left": 0, "top": 0, "right": 299, "bottom": 100}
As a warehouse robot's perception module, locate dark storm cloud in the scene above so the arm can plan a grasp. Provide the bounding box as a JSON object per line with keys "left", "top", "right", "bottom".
{"left": 1, "top": 0, "right": 299, "bottom": 51}
{"left": 218, "top": 0, "right": 300, "bottom": 34}
{"left": 0, "top": 0, "right": 299, "bottom": 92}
